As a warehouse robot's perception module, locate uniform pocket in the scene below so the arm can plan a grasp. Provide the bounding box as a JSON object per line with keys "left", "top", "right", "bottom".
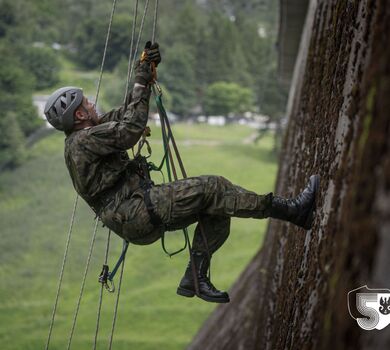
{"left": 118, "top": 195, "right": 155, "bottom": 240}
{"left": 101, "top": 209, "right": 124, "bottom": 238}
{"left": 148, "top": 185, "right": 172, "bottom": 224}
{"left": 236, "top": 193, "right": 258, "bottom": 211}
{"left": 170, "top": 178, "right": 204, "bottom": 219}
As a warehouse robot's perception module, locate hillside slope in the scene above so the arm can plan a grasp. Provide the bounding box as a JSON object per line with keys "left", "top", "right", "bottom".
{"left": 189, "top": 1, "right": 390, "bottom": 349}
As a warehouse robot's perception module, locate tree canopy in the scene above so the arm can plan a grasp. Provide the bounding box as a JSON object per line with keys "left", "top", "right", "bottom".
{"left": 204, "top": 82, "right": 254, "bottom": 117}
{"left": 0, "top": 0, "right": 287, "bottom": 166}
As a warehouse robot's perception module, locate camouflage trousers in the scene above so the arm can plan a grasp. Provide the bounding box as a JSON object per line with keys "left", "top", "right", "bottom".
{"left": 102, "top": 175, "right": 273, "bottom": 255}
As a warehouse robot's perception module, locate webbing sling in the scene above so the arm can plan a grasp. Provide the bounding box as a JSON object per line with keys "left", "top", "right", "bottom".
{"left": 153, "top": 85, "right": 212, "bottom": 297}
{"left": 99, "top": 240, "right": 129, "bottom": 292}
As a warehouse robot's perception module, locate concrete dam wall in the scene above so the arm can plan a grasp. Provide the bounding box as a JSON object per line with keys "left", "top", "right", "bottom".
{"left": 189, "top": 0, "right": 390, "bottom": 349}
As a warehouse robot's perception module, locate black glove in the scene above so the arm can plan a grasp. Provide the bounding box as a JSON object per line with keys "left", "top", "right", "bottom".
{"left": 143, "top": 41, "right": 161, "bottom": 66}
{"left": 134, "top": 59, "right": 153, "bottom": 86}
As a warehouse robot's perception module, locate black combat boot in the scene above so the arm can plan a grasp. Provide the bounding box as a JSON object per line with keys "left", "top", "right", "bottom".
{"left": 270, "top": 174, "right": 320, "bottom": 230}
{"left": 177, "top": 251, "right": 230, "bottom": 303}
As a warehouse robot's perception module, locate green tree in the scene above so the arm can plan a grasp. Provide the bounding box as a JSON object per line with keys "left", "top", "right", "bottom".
{"left": 159, "top": 43, "right": 197, "bottom": 117}
{"left": 162, "top": 1, "right": 201, "bottom": 52}
{"left": 0, "top": 112, "right": 26, "bottom": 167}
{"left": 204, "top": 81, "right": 254, "bottom": 117}
{"left": 0, "top": 39, "right": 42, "bottom": 165}
{"left": 0, "top": 0, "right": 16, "bottom": 38}
{"left": 258, "top": 66, "right": 288, "bottom": 118}
{"left": 20, "top": 46, "right": 60, "bottom": 90}
{"left": 0, "top": 40, "right": 41, "bottom": 139}
{"left": 99, "top": 58, "right": 173, "bottom": 114}
{"left": 196, "top": 13, "right": 252, "bottom": 88}
{"left": 73, "top": 14, "right": 134, "bottom": 70}
{"left": 0, "top": 0, "right": 35, "bottom": 42}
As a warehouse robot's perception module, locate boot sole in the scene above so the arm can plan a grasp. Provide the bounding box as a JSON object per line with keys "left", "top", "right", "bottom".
{"left": 303, "top": 175, "right": 320, "bottom": 230}
{"left": 177, "top": 286, "right": 195, "bottom": 298}
{"left": 198, "top": 294, "right": 230, "bottom": 303}
{"left": 177, "top": 287, "right": 230, "bottom": 303}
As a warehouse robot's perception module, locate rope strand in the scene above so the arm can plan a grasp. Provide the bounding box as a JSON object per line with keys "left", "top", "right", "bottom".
{"left": 66, "top": 218, "right": 100, "bottom": 350}
{"left": 124, "top": 0, "right": 139, "bottom": 101}
{"left": 47, "top": 1, "right": 161, "bottom": 347}
{"left": 95, "top": 0, "right": 118, "bottom": 105}
{"left": 152, "top": 0, "right": 159, "bottom": 43}
{"left": 127, "top": 0, "right": 151, "bottom": 85}
{"left": 108, "top": 242, "right": 127, "bottom": 350}
{"left": 45, "top": 194, "right": 79, "bottom": 350}
{"left": 93, "top": 230, "right": 112, "bottom": 350}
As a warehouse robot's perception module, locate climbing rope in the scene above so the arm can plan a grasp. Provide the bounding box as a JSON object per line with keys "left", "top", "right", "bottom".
{"left": 126, "top": 0, "right": 150, "bottom": 161}
{"left": 108, "top": 6, "right": 158, "bottom": 347}
{"left": 67, "top": 218, "right": 100, "bottom": 350}
{"left": 97, "top": 1, "right": 153, "bottom": 347}
{"left": 124, "top": 0, "right": 139, "bottom": 101}
{"left": 127, "top": 0, "right": 151, "bottom": 91}
{"left": 152, "top": 91, "right": 199, "bottom": 295}
{"left": 153, "top": 89, "right": 213, "bottom": 292}
{"left": 45, "top": 0, "right": 119, "bottom": 348}
{"left": 93, "top": 230, "right": 111, "bottom": 350}
{"left": 68, "top": 0, "right": 120, "bottom": 345}
{"left": 45, "top": 195, "right": 79, "bottom": 350}
{"left": 152, "top": 0, "right": 159, "bottom": 43}
{"left": 92, "top": 0, "right": 149, "bottom": 347}
{"left": 108, "top": 241, "right": 128, "bottom": 349}
{"left": 95, "top": 0, "right": 119, "bottom": 105}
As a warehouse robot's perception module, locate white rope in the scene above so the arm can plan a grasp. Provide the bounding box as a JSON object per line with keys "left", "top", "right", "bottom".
{"left": 45, "top": 194, "right": 79, "bottom": 350}
{"left": 124, "top": 0, "right": 140, "bottom": 101}
{"left": 107, "top": 10, "right": 161, "bottom": 347}
{"left": 93, "top": 230, "right": 112, "bottom": 350}
{"left": 108, "top": 242, "right": 127, "bottom": 350}
{"left": 152, "top": 0, "right": 159, "bottom": 43}
{"left": 95, "top": 0, "right": 119, "bottom": 105}
{"left": 47, "top": 0, "right": 160, "bottom": 347}
{"left": 66, "top": 217, "right": 100, "bottom": 350}
{"left": 127, "top": 0, "right": 151, "bottom": 87}
{"left": 45, "top": 0, "right": 118, "bottom": 348}
{"left": 126, "top": 0, "right": 149, "bottom": 157}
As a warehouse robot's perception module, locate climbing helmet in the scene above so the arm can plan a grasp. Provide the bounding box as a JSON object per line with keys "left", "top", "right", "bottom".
{"left": 44, "top": 86, "right": 84, "bottom": 132}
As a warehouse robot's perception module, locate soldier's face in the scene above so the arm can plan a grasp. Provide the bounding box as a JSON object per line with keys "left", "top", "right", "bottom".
{"left": 76, "top": 97, "right": 99, "bottom": 125}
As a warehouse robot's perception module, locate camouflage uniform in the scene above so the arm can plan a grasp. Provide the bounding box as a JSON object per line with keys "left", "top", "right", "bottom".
{"left": 64, "top": 84, "right": 273, "bottom": 255}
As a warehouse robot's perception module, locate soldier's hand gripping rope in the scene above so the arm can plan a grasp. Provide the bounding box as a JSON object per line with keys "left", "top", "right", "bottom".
{"left": 140, "top": 41, "right": 161, "bottom": 83}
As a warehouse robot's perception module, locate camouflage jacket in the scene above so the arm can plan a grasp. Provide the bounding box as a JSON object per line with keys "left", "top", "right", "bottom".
{"left": 64, "top": 85, "right": 151, "bottom": 214}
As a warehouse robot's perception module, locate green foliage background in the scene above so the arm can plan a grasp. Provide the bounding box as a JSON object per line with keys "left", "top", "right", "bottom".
{"left": 0, "top": 0, "right": 285, "bottom": 347}
{"left": 0, "top": 0, "right": 287, "bottom": 166}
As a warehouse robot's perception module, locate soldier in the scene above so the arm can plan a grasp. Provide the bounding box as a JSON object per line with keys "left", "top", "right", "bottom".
{"left": 44, "top": 42, "right": 319, "bottom": 304}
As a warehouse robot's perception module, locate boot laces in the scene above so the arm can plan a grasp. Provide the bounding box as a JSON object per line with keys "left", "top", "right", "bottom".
{"left": 199, "top": 275, "right": 220, "bottom": 292}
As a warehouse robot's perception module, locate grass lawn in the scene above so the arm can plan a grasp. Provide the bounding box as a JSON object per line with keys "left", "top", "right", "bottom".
{"left": 0, "top": 123, "right": 277, "bottom": 350}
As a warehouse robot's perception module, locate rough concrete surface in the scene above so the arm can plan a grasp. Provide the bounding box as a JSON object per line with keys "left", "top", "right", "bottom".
{"left": 189, "top": 0, "right": 390, "bottom": 349}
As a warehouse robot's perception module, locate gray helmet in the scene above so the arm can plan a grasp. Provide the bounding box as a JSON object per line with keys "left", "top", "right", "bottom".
{"left": 44, "top": 86, "right": 84, "bottom": 132}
